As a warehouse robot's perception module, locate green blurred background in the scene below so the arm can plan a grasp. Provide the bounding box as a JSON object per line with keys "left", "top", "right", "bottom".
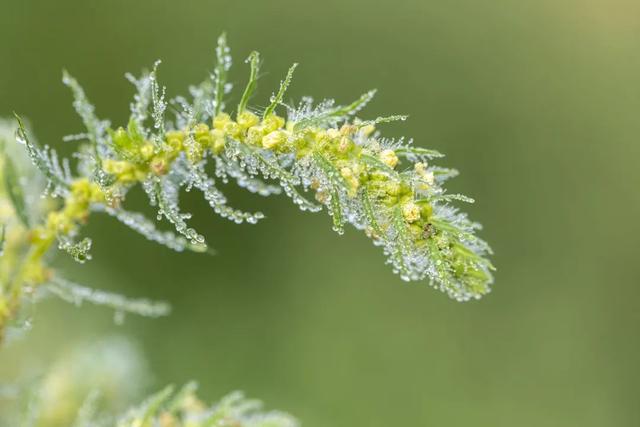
{"left": 1, "top": 0, "right": 640, "bottom": 425}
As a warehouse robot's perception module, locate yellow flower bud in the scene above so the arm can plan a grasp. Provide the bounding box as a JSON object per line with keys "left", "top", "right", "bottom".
{"left": 223, "top": 121, "right": 242, "bottom": 139}
{"left": 210, "top": 129, "right": 226, "bottom": 154}
{"left": 326, "top": 129, "right": 341, "bottom": 139}
{"left": 360, "top": 124, "right": 376, "bottom": 136}
{"left": 424, "top": 171, "right": 435, "bottom": 185}
{"left": 262, "top": 130, "right": 287, "bottom": 150}
{"left": 385, "top": 182, "right": 401, "bottom": 196}
{"left": 103, "top": 159, "right": 129, "bottom": 175}
{"left": 419, "top": 202, "right": 433, "bottom": 219}
{"left": 402, "top": 202, "right": 421, "bottom": 223}
{"left": 340, "top": 167, "right": 353, "bottom": 179}
{"left": 340, "top": 124, "right": 356, "bottom": 136}
{"left": 237, "top": 111, "right": 260, "bottom": 129}
{"left": 262, "top": 115, "right": 285, "bottom": 133}
{"left": 246, "top": 126, "right": 265, "bottom": 145}
{"left": 140, "top": 143, "right": 155, "bottom": 160}
{"left": 193, "top": 123, "right": 211, "bottom": 146}
{"left": 379, "top": 149, "right": 398, "bottom": 168}
{"left": 213, "top": 113, "right": 231, "bottom": 130}
{"left": 194, "top": 123, "right": 210, "bottom": 138}
{"left": 414, "top": 162, "right": 434, "bottom": 185}
{"left": 414, "top": 161, "right": 427, "bottom": 175}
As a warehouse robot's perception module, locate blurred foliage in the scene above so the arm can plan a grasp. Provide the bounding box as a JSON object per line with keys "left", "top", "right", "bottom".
{"left": 0, "top": 337, "right": 296, "bottom": 427}
{"left": 1, "top": 0, "right": 639, "bottom": 426}
{"left": 0, "top": 336, "right": 149, "bottom": 426}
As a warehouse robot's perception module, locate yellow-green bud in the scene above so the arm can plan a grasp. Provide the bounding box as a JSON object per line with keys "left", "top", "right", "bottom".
{"left": 165, "top": 130, "right": 184, "bottom": 152}
{"left": 360, "top": 124, "right": 376, "bottom": 137}
{"left": 110, "top": 127, "right": 131, "bottom": 151}
{"left": 194, "top": 123, "right": 209, "bottom": 138}
{"left": 340, "top": 124, "right": 356, "bottom": 136}
{"left": 385, "top": 181, "right": 401, "bottom": 196}
{"left": 140, "top": 143, "right": 155, "bottom": 160}
{"left": 223, "top": 122, "right": 242, "bottom": 139}
{"left": 237, "top": 111, "right": 260, "bottom": 129}
{"left": 211, "top": 129, "right": 226, "bottom": 154}
{"left": 419, "top": 202, "right": 433, "bottom": 219}
{"left": 326, "top": 129, "right": 340, "bottom": 139}
{"left": 213, "top": 113, "right": 231, "bottom": 130}
{"left": 262, "top": 115, "right": 285, "bottom": 133}
{"left": 380, "top": 149, "right": 398, "bottom": 168}
{"left": 246, "top": 126, "right": 265, "bottom": 145}
{"left": 262, "top": 130, "right": 287, "bottom": 150}
{"left": 194, "top": 123, "right": 211, "bottom": 145}
{"left": 415, "top": 162, "right": 434, "bottom": 185}
{"left": 402, "top": 202, "right": 421, "bottom": 223}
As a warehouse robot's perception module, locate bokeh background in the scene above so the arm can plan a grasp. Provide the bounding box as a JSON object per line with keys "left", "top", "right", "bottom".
{"left": 1, "top": 0, "right": 640, "bottom": 425}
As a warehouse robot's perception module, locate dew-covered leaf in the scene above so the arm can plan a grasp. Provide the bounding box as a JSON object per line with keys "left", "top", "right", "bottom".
{"left": 62, "top": 70, "right": 110, "bottom": 160}
{"left": 395, "top": 146, "right": 444, "bottom": 159}
{"left": 357, "top": 114, "right": 408, "bottom": 128}
{"left": 264, "top": 63, "right": 298, "bottom": 119}
{"left": 14, "top": 114, "right": 69, "bottom": 192}
{"left": 97, "top": 206, "right": 208, "bottom": 253}
{"left": 238, "top": 51, "right": 260, "bottom": 114}
{"left": 48, "top": 276, "right": 171, "bottom": 318}
{"left": 213, "top": 32, "right": 232, "bottom": 116}
{"left": 58, "top": 236, "right": 93, "bottom": 263}
{"left": 294, "top": 89, "right": 376, "bottom": 130}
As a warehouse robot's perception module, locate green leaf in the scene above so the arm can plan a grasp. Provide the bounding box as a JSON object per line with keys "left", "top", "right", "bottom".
{"left": 149, "top": 60, "right": 167, "bottom": 142}
{"left": 395, "top": 146, "right": 444, "bottom": 159}
{"left": 235, "top": 142, "right": 320, "bottom": 212}
{"left": 312, "top": 152, "right": 350, "bottom": 190}
{"left": 62, "top": 70, "right": 105, "bottom": 163}
{"left": 126, "top": 116, "right": 144, "bottom": 144}
{"left": 426, "top": 237, "right": 454, "bottom": 288}
{"left": 263, "top": 62, "right": 298, "bottom": 119}
{"left": 361, "top": 187, "right": 384, "bottom": 239}
{"left": 429, "top": 217, "right": 491, "bottom": 253}
{"left": 58, "top": 236, "right": 93, "bottom": 263}
{"left": 357, "top": 114, "right": 408, "bottom": 128}
{"left": 237, "top": 51, "right": 260, "bottom": 114}
{"left": 294, "top": 89, "right": 376, "bottom": 130}
{"left": 13, "top": 113, "right": 68, "bottom": 189}
{"left": 154, "top": 181, "right": 206, "bottom": 246}
{"left": 329, "top": 185, "right": 344, "bottom": 234}
{"left": 48, "top": 276, "right": 171, "bottom": 318}
{"left": 391, "top": 206, "right": 411, "bottom": 277}
{"left": 102, "top": 206, "right": 208, "bottom": 253}
{"left": 417, "top": 194, "right": 475, "bottom": 204}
